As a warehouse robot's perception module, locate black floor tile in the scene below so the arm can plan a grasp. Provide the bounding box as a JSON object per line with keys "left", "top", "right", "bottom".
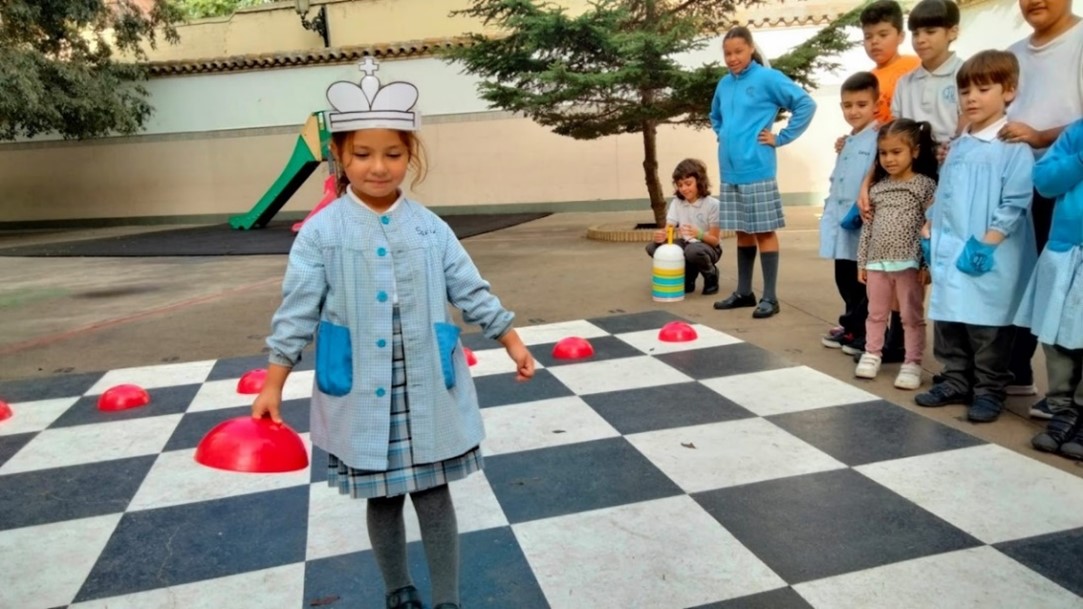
{"left": 768, "top": 400, "right": 985, "bottom": 466}
{"left": 996, "top": 527, "right": 1083, "bottom": 597}
{"left": 163, "top": 397, "right": 310, "bottom": 452}
{"left": 485, "top": 437, "right": 682, "bottom": 523}
{"left": 531, "top": 335, "right": 644, "bottom": 368}
{"left": 655, "top": 342, "right": 793, "bottom": 380}
{"left": 74, "top": 486, "right": 309, "bottom": 602}
{"left": 49, "top": 384, "right": 201, "bottom": 429}
{"left": 690, "top": 586, "right": 814, "bottom": 609}
{"left": 473, "top": 369, "right": 573, "bottom": 409}
{"left": 693, "top": 468, "right": 981, "bottom": 583}
{"left": 0, "top": 371, "right": 105, "bottom": 402}
{"left": 583, "top": 382, "right": 754, "bottom": 435}
{"left": 0, "top": 431, "right": 35, "bottom": 470}
{"left": 587, "top": 310, "right": 684, "bottom": 334}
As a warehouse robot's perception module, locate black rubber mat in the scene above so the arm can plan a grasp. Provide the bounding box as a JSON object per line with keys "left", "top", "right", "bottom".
{"left": 0, "top": 213, "right": 550, "bottom": 257}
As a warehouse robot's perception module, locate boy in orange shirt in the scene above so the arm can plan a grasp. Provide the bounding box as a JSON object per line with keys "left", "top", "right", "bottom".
{"left": 829, "top": 0, "right": 921, "bottom": 360}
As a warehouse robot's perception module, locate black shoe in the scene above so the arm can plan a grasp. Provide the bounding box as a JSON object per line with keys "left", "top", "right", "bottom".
{"left": 752, "top": 298, "right": 780, "bottom": 318}
{"left": 434, "top": 604, "right": 461, "bottom": 609}
{"left": 714, "top": 291, "right": 757, "bottom": 310}
{"left": 915, "top": 382, "right": 971, "bottom": 407}
{"left": 684, "top": 271, "right": 698, "bottom": 294}
{"left": 967, "top": 394, "right": 1004, "bottom": 423}
{"left": 1033, "top": 408, "right": 1082, "bottom": 453}
{"left": 701, "top": 266, "right": 720, "bottom": 295}
{"left": 387, "top": 586, "right": 423, "bottom": 609}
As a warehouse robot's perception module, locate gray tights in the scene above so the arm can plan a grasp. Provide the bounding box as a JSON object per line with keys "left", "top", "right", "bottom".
{"left": 367, "top": 484, "right": 460, "bottom": 606}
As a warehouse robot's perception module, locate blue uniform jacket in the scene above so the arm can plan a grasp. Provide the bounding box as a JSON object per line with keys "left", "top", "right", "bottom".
{"left": 820, "top": 124, "right": 879, "bottom": 260}
{"left": 709, "top": 61, "right": 817, "bottom": 184}
{"left": 1015, "top": 119, "right": 1083, "bottom": 347}
{"left": 928, "top": 123, "right": 1037, "bottom": 326}
{"left": 266, "top": 196, "right": 514, "bottom": 470}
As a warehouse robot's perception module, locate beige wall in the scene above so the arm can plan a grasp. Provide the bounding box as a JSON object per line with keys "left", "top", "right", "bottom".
{"left": 0, "top": 108, "right": 833, "bottom": 224}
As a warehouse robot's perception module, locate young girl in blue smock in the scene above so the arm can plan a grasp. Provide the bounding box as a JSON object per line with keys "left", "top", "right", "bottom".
{"left": 252, "top": 61, "right": 535, "bottom": 609}
{"left": 1016, "top": 117, "right": 1083, "bottom": 460}
{"left": 916, "top": 50, "right": 1037, "bottom": 424}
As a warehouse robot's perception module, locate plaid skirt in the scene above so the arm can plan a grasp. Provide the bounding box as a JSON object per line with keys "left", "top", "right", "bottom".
{"left": 327, "top": 308, "right": 483, "bottom": 499}
{"left": 719, "top": 179, "right": 785, "bottom": 233}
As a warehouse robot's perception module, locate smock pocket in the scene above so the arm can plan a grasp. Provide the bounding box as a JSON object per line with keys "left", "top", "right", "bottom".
{"left": 316, "top": 321, "right": 352, "bottom": 396}
{"left": 434, "top": 322, "right": 461, "bottom": 389}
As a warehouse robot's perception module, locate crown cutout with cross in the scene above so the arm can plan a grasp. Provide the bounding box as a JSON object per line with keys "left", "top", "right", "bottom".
{"left": 325, "top": 57, "right": 421, "bottom": 133}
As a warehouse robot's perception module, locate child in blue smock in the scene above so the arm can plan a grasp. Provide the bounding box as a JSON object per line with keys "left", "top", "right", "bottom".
{"left": 710, "top": 26, "right": 817, "bottom": 319}
{"left": 916, "top": 50, "right": 1037, "bottom": 423}
{"left": 1016, "top": 118, "right": 1083, "bottom": 460}
{"left": 820, "top": 72, "right": 881, "bottom": 353}
{"left": 252, "top": 60, "right": 535, "bottom": 609}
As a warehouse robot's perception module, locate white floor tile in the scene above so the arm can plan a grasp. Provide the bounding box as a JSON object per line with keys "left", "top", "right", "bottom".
{"left": 306, "top": 470, "right": 508, "bottom": 560}
{"left": 128, "top": 436, "right": 313, "bottom": 511}
{"left": 856, "top": 444, "right": 1083, "bottom": 544}
{"left": 69, "top": 562, "right": 305, "bottom": 609}
{"left": 626, "top": 419, "right": 846, "bottom": 493}
{"left": 515, "top": 320, "right": 610, "bottom": 346}
{"left": 547, "top": 355, "right": 692, "bottom": 395}
{"left": 0, "top": 414, "right": 183, "bottom": 475}
{"left": 0, "top": 397, "right": 77, "bottom": 436}
{"left": 513, "top": 495, "right": 785, "bottom": 609}
{"left": 615, "top": 324, "right": 743, "bottom": 355}
{"left": 465, "top": 347, "right": 547, "bottom": 378}
{"left": 0, "top": 514, "right": 123, "bottom": 609}
{"left": 86, "top": 360, "right": 216, "bottom": 394}
{"left": 281, "top": 370, "right": 315, "bottom": 401}
{"left": 795, "top": 546, "right": 1082, "bottom": 609}
{"left": 185, "top": 378, "right": 253, "bottom": 412}
{"left": 481, "top": 396, "right": 620, "bottom": 455}
{"left": 701, "top": 366, "right": 879, "bottom": 416}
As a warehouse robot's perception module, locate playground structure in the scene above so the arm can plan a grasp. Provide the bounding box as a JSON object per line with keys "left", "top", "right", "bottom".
{"left": 228, "top": 112, "right": 335, "bottom": 231}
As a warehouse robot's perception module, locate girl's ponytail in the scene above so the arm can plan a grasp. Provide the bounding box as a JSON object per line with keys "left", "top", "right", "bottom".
{"left": 912, "top": 121, "right": 939, "bottom": 182}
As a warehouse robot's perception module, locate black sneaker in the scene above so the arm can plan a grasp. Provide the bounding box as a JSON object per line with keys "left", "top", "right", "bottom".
{"left": 967, "top": 394, "right": 1004, "bottom": 423}
{"left": 1033, "top": 408, "right": 1082, "bottom": 453}
{"left": 684, "top": 269, "right": 698, "bottom": 293}
{"left": 752, "top": 298, "right": 780, "bottom": 319}
{"left": 387, "top": 585, "right": 423, "bottom": 609}
{"left": 842, "top": 335, "right": 866, "bottom": 356}
{"left": 714, "top": 291, "right": 757, "bottom": 310}
{"left": 1029, "top": 398, "right": 1055, "bottom": 420}
{"left": 915, "top": 382, "right": 971, "bottom": 407}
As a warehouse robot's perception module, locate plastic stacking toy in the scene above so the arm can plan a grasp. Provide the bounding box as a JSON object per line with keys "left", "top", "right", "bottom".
{"left": 553, "top": 336, "right": 595, "bottom": 360}
{"left": 463, "top": 347, "right": 478, "bottom": 367}
{"left": 97, "top": 384, "right": 151, "bottom": 412}
{"left": 0, "top": 400, "right": 11, "bottom": 422}
{"left": 195, "top": 416, "right": 309, "bottom": 473}
{"left": 236, "top": 369, "right": 268, "bottom": 394}
{"left": 652, "top": 226, "right": 685, "bottom": 302}
{"left": 658, "top": 321, "right": 698, "bottom": 342}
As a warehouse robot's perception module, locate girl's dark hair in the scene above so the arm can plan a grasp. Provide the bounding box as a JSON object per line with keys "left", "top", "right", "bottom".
{"left": 331, "top": 130, "right": 428, "bottom": 196}
{"left": 672, "top": 158, "right": 711, "bottom": 200}
{"left": 723, "top": 27, "right": 765, "bottom": 66}
{"left": 872, "top": 119, "right": 939, "bottom": 184}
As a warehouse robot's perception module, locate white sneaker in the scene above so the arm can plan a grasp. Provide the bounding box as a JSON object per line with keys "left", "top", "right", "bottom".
{"left": 894, "top": 363, "right": 922, "bottom": 390}
{"left": 855, "top": 353, "right": 882, "bottom": 379}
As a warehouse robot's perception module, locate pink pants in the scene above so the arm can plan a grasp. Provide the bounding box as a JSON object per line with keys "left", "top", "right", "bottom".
{"left": 865, "top": 268, "right": 926, "bottom": 364}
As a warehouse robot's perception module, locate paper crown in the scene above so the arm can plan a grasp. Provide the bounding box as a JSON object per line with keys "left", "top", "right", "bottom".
{"left": 325, "top": 57, "right": 421, "bottom": 132}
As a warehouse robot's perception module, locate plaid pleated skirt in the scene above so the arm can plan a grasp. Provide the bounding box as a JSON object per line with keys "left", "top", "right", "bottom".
{"left": 327, "top": 307, "right": 483, "bottom": 499}
{"left": 719, "top": 179, "right": 786, "bottom": 233}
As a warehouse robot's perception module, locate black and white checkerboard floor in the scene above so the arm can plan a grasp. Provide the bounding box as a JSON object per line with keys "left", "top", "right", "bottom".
{"left": 1, "top": 311, "right": 1082, "bottom": 609}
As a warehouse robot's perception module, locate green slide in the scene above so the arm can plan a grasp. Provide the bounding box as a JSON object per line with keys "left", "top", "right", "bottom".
{"left": 228, "top": 136, "right": 321, "bottom": 230}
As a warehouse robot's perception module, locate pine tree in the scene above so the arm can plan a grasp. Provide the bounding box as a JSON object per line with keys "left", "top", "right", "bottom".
{"left": 446, "top": 0, "right": 866, "bottom": 226}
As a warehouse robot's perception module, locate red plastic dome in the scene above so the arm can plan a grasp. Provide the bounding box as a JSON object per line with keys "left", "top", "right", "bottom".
{"left": 463, "top": 347, "right": 478, "bottom": 367}
{"left": 0, "top": 401, "right": 11, "bottom": 422}
{"left": 552, "top": 336, "right": 595, "bottom": 360}
{"left": 236, "top": 369, "right": 268, "bottom": 394}
{"left": 195, "top": 417, "right": 309, "bottom": 473}
{"left": 658, "top": 321, "right": 698, "bottom": 343}
{"left": 98, "top": 384, "right": 151, "bottom": 412}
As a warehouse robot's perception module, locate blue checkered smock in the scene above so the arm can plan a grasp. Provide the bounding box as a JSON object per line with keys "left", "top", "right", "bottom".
{"left": 267, "top": 195, "right": 514, "bottom": 472}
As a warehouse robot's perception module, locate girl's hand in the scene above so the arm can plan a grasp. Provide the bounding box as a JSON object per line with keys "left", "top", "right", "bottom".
{"left": 936, "top": 142, "right": 950, "bottom": 165}
{"left": 758, "top": 130, "right": 777, "bottom": 147}
{"left": 857, "top": 187, "right": 873, "bottom": 222}
{"left": 653, "top": 229, "right": 666, "bottom": 243}
{"left": 834, "top": 135, "right": 846, "bottom": 154}
{"left": 499, "top": 330, "right": 535, "bottom": 382}
{"left": 858, "top": 269, "right": 867, "bottom": 284}
{"left": 252, "top": 388, "right": 284, "bottom": 424}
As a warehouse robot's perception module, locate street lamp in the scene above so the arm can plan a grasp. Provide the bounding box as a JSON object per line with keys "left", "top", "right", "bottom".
{"left": 294, "top": 0, "right": 329, "bottom": 48}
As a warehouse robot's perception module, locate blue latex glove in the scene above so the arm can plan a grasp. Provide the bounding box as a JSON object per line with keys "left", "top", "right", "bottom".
{"left": 920, "top": 237, "right": 931, "bottom": 266}
{"left": 955, "top": 236, "right": 996, "bottom": 276}
{"left": 839, "top": 204, "right": 863, "bottom": 230}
